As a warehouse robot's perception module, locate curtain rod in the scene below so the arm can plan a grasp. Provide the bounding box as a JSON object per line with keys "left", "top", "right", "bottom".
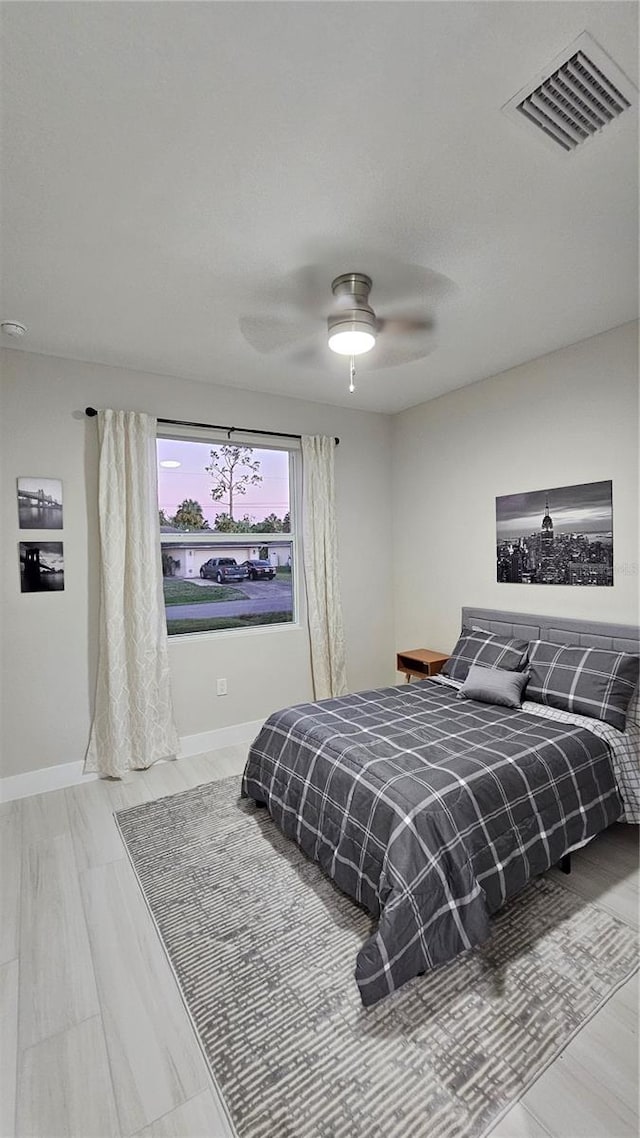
{"left": 84, "top": 408, "right": 339, "bottom": 446}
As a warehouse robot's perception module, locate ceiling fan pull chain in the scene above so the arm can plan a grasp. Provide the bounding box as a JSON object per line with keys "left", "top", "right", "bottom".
{"left": 349, "top": 356, "right": 356, "bottom": 394}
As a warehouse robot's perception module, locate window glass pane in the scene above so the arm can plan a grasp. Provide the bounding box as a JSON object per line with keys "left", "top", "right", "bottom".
{"left": 157, "top": 438, "right": 290, "bottom": 533}
{"left": 157, "top": 437, "right": 295, "bottom": 636}
{"left": 161, "top": 540, "right": 294, "bottom": 636}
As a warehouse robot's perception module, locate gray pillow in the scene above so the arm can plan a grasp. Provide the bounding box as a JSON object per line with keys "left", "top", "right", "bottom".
{"left": 441, "top": 628, "right": 529, "bottom": 683}
{"left": 627, "top": 684, "right": 640, "bottom": 727}
{"left": 458, "top": 664, "right": 529, "bottom": 709}
{"left": 526, "top": 640, "right": 639, "bottom": 731}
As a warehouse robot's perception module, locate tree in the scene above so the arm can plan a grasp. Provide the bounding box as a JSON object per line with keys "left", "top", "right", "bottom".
{"left": 253, "top": 513, "right": 283, "bottom": 533}
{"left": 206, "top": 445, "right": 262, "bottom": 521}
{"left": 158, "top": 509, "right": 171, "bottom": 528}
{"left": 213, "top": 512, "right": 254, "bottom": 533}
{"left": 173, "top": 499, "right": 209, "bottom": 531}
{"left": 213, "top": 512, "right": 235, "bottom": 533}
{"left": 283, "top": 511, "right": 290, "bottom": 533}
{"left": 161, "top": 550, "right": 180, "bottom": 577}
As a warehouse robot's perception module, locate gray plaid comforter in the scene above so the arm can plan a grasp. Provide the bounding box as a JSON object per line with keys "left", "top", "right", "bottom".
{"left": 241, "top": 680, "right": 621, "bottom": 1006}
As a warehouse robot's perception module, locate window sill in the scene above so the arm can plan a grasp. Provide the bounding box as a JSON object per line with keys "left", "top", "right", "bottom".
{"left": 166, "top": 619, "right": 304, "bottom": 644}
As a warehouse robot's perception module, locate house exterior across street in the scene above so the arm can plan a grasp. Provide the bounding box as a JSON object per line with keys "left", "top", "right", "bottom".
{"left": 160, "top": 528, "right": 292, "bottom": 578}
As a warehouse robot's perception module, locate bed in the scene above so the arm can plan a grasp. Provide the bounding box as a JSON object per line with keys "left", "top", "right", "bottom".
{"left": 242, "top": 607, "right": 639, "bottom": 1006}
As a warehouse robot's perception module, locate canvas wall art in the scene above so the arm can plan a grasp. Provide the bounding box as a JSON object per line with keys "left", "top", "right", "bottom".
{"left": 19, "top": 542, "right": 65, "bottom": 592}
{"left": 17, "top": 477, "right": 63, "bottom": 529}
{"left": 496, "top": 480, "right": 613, "bottom": 586}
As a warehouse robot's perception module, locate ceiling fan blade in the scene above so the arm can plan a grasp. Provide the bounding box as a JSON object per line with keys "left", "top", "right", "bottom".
{"left": 246, "top": 253, "right": 456, "bottom": 322}
{"left": 376, "top": 315, "right": 435, "bottom": 335}
{"left": 240, "top": 249, "right": 454, "bottom": 368}
{"left": 284, "top": 339, "right": 344, "bottom": 371}
{"left": 363, "top": 335, "right": 438, "bottom": 371}
{"left": 289, "top": 332, "right": 438, "bottom": 373}
{"left": 239, "top": 313, "right": 317, "bottom": 354}
{"left": 286, "top": 344, "right": 328, "bottom": 369}
{"left": 242, "top": 265, "right": 329, "bottom": 319}
{"left": 294, "top": 247, "right": 457, "bottom": 308}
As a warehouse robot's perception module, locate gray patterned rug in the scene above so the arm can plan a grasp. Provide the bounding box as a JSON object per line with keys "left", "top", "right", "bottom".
{"left": 115, "top": 776, "right": 638, "bottom": 1138}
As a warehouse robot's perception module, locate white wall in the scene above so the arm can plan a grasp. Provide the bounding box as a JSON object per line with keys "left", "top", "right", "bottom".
{"left": 391, "top": 322, "right": 639, "bottom": 657}
{"left": 3, "top": 322, "right": 637, "bottom": 782}
{"left": 0, "top": 349, "right": 394, "bottom": 779}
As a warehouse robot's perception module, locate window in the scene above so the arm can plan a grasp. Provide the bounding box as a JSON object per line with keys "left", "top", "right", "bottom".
{"left": 157, "top": 435, "right": 297, "bottom": 637}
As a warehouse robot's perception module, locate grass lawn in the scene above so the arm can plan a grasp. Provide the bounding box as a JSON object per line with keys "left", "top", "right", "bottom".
{"left": 163, "top": 578, "right": 248, "bottom": 605}
{"left": 167, "top": 612, "right": 293, "bottom": 635}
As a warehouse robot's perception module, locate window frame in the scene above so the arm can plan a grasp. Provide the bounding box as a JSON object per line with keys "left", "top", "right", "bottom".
{"left": 157, "top": 428, "right": 303, "bottom": 641}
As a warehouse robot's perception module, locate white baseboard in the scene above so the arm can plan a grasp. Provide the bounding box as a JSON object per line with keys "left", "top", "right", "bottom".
{"left": 0, "top": 719, "right": 264, "bottom": 803}
{"left": 0, "top": 761, "right": 99, "bottom": 804}
{"left": 179, "top": 718, "right": 263, "bottom": 759}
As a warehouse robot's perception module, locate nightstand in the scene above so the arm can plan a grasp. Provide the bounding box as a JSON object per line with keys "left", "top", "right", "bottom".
{"left": 396, "top": 648, "right": 449, "bottom": 682}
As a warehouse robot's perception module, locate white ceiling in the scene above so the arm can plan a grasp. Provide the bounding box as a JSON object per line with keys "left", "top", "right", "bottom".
{"left": 1, "top": 1, "right": 638, "bottom": 414}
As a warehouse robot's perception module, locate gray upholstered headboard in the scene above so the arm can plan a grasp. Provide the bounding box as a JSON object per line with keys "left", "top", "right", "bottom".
{"left": 461, "top": 607, "right": 640, "bottom": 656}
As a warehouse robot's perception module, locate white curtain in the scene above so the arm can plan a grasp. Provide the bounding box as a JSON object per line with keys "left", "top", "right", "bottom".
{"left": 301, "top": 435, "right": 348, "bottom": 699}
{"left": 85, "top": 410, "right": 179, "bottom": 778}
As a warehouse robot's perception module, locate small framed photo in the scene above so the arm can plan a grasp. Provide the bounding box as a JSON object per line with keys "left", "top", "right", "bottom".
{"left": 19, "top": 542, "right": 65, "bottom": 592}
{"left": 17, "top": 477, "right": 63, "bottom": 529}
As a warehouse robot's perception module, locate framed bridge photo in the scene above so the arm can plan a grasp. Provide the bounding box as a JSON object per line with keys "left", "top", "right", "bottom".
{"left": 17, "top": 477, "right": 63, "bottom": 529}
{"left": 19, "top": 541, "right": 65, "bottom": 592}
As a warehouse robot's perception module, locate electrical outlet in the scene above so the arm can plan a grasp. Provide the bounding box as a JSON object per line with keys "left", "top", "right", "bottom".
{"left": 216, "top": 678, "right": 228, "bottom": 696}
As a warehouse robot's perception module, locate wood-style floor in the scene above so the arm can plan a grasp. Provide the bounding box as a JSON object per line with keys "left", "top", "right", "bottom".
{"left": 1, "top": 746, "right": 638, "bottom": 1138}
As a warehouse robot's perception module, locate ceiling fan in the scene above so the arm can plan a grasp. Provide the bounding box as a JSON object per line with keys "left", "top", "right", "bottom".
{"left": 239, "top": 254, "right": 455, "bottom": 392}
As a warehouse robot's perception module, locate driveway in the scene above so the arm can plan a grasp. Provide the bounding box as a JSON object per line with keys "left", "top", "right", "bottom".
{"left": 166, "top": 576, "right": 293, "bottom": 620}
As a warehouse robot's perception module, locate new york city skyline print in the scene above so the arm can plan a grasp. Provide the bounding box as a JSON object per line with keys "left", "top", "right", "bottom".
{"left": 496, "top": 480, "right": 613, "bottom": 586}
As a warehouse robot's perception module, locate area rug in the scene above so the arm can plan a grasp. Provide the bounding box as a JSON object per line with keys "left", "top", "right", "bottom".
{"left": 115, "top": 776, "right": 638, "bottom": 1138}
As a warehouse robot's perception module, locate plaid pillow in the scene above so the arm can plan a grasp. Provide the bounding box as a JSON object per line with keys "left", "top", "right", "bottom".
{"left": 441, "top": 629, "right": 529, "bottom": 683}
{"left": 626, "top": 684, "right": 640, "bottom": 727}
{"left": 526, "top": 641, "right": 640, "bottom": 732}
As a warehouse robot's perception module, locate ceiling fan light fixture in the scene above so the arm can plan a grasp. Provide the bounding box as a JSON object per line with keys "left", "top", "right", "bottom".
{"left": 328, "top": 321, "right": 376, "bottom": 356}
{"left": 328, "top": 273, "right": 377, "bottom": 356}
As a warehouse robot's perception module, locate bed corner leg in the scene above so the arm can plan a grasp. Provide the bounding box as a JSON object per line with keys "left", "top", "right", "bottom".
{"left": 559, "top": 853, "right": 571, "bottom": 875}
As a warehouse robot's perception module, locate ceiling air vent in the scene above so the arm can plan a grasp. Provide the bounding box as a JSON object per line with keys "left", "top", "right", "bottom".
{"left": 503, "top": 32, "right": 637, "bottom": 153}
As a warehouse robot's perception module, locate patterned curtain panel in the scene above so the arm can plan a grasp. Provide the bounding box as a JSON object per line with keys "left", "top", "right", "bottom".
{"left": 85, "top": 410, "right": 179, "bottom": 777}
{"left": 301, "top": 435, "right": 348, "bottom": 699}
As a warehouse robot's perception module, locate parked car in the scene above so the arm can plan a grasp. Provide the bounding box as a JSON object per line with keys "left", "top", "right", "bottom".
{"left": 241, "top": 559, "right": 275, "bottom": 581}
{"left": 199, "top": 557, "right": 246, "bottom": 583}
